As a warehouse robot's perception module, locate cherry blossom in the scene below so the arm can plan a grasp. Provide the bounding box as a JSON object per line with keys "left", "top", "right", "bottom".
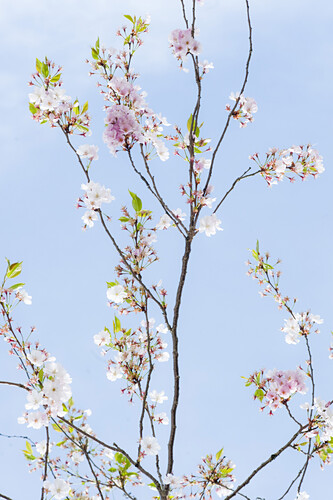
{"left": 141, "top": 436, "right": 161, "bottom": 456}
{"left": 16, "top": 289, "right": 32, "bottom": 305}
{"left": 296, "top": 492, "right": 310, "bottom": 500}
{"left": 149, "top": 389, "right": 168, "bottom": 404}
{"left": 198, "top": 214, "right": 223, "bottom": 237}
{"left": 76, "top": 144, "right": 99, "bottom": 161}
{"left": 43, "top": 479, "right": 71, "bottom": 500}
{"left": 156, "top": 214, "right": 172, "bottom": 230}
{"left": 106, "top": 284, "right": 127, "bottom": 304}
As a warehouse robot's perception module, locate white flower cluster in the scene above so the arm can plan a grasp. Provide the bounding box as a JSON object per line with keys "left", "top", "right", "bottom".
{"left": 43, "top": 478, "right": 70, "bottom": 500}
{"left": 81, "top": 180, "right": 115, "bottom": 228}
{"left": 281, "top": 313, "right": 323, "bottom": 344}
{"left": 29, "top": 86, "right": 71, "bottom": 116}
{"left": 18, "top": 351, "right": 72, "bottom": 429}
{"left": 143, "top": 128, "right": 169, "bottom": 161}
{"left": 77, "top": 144, "right": 99, "bottom": 162}
{"left": 314, "top": 397, "right": 333, "bottom": 442}
{"left": 106, "top": 284, "right": 127, "bottom": 304}
{"left": 255, "top": 145, "right": 325, "bottom": 187}
{"left": 199, "top": 214, "right": 223, "bottom": 237}
{"left": 15, "top": 288, "right": 32, "bottom": 305}
{"left": 229, "top": 92, "right": 258, "bottom": 127}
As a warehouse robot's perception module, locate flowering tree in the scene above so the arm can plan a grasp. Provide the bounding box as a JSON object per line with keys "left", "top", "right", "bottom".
{"left": 0, "top": 1, "right": 331, "bottom": 500}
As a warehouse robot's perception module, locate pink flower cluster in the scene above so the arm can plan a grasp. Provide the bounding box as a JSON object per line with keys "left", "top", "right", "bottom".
{"left": 251, "top": 145, "right": 324, "bottom": 187}
{"left": 108, "top": 76, "right": 147, "bottom": 110}
{"left": 103, "top": 104, "right": 144, "bottom": 155}
{"left": 168, "top": 29, "right": 202, "bottom": 64}
{"left": 253, "top": 369, "right": 308, "bottom": 413}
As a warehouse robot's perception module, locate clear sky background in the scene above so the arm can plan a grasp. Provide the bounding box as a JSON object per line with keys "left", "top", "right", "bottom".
{"left": 0, "top": 0, "right": 332, "bottom": 498}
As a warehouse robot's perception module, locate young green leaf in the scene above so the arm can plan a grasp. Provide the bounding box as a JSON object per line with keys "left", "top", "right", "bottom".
{"left": 8, "top": 282, "right": 25, "bottom": 291}
{"left": 50, "top": 73, "right": 61, "bottom": 83}
{"left": 36, "top": 58, "right": 42, "bottom": 74}
{"left": 124, "top": 14, "right": 134, "bottom": 23}
{"left": 82, "top": 101, "right": 89, "bottom": 114}
{"left": 29, "top": 103, "right": 38, "bottom": 114}
{"left": 128, "top": 190, "right": 142, "bottom": 212}
{"left": 6, "top": 262, "right": 22, "bottom": 279}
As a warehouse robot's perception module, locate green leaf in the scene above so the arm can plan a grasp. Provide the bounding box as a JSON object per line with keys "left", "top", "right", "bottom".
{"left": 91, "top": 47, "right": 99, "bottom": 60}
{"left": 29, "top": 103, "right": 38, "bottom": 114}
{"left": 95, "top": 37, "right": 100, "bottom": 50}
{"left": 256, "top": 240, "right": 260, "bottom": 254}
{"left": 254, "top": 388, "right": 265, "bottom": 402}
{"left": 124, "top": 14, "right": 134, "bottom": 23}
{"left": 23, "top": 452, "right": 36, "bottom": 461}
{"left": 113, "top": 316, "right": 121, "bottom": 333}
{"left": 8, "top": 282, "right": 25, "bottom": 291}
{"left": 52, "top": 423, "right": 62, "bottom": 432}
{"left": 82, "top": 101, "right": 89, "bottom": 114}
{"left": 26, "top": 441, "right": 33, "bottom": 455}
{"left": 6, "top": 262, "right": 22, "bottom": 279}
{"left": 119, "top": 217, "right": 129, "bottom": 223}
{"left": 115, "top": 452, "right": 125, "bottom": 464}
{"left": 187, "top": 114, "right": 195, "bottom": 132}
{"left": 50, "top": 73, "right": 61, "bottom": 83}
{"left": 36, "top": 58, "right": 42, "bottom": 73}
{"left": 76, "top": 124, "right": 89, "bottom": 132}
{"left": 73, "top": 103, "right": 80, "bottom": 115}
{"left": 106, "top": 281, "right": 117, "bottom": 288}
{"left": 128, "top": 190, "right": 142, "bottom": 212}
{"left": 215, "top": 448, "right": 224, "bottom": 461}
{"left": 56, "top": 440, "right": 67, "bottom": 447}
{"left": 38, "top": 369, "right": 44, "bottom": 383}
{"left": 251, "top": 250, "right": 259, "bottom": 261}
{"left": 41, "top": 62, "right": 49, "bottom": 78}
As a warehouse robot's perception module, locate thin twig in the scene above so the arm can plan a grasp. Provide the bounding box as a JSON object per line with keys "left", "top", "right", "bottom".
{"left": 277, "top": 463, "right": 306, "bottom": 500}
{"left": 83, "top": 448, "right": 105, "bottom": 500}
{"left": 224, "top": 425, "right": 308, "bottom": 499}
{"left": 213, "top": 169, "right": 260, "bottom": 214}
{"left": 203, "top": 0, "right": 253, "bottom": 195}
{"left": 58, "top": 417, "right": 163, "bottom": 496}
{"left": 0, "top": 380, "right": 29, "bottom": 391}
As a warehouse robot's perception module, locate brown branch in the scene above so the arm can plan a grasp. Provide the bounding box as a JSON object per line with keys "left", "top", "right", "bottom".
{"left": 224, "top": 425, "right": 308, "bottom": 499}
{"left": 277, "top": 463, "right": 306, "bottom": 500}
{"left": 0, "top": 380, "right": 29, "bottom": 391}
{"left": 60, "top": 129, "right": 172, "bottom": 331}
{"left": 129, "top": 147, "right": 187, "bottom": 237}
{"left": 213, "top": 168, "right": 260, "bottom": 214}
{"left": 180, "top": 0, "right": 189, "bottom": 28}
{"left": 167, "top": 228, "right": 195, "bottom": 475}
{"left": 58, "top": 417, "right": 163, "bottom": 496}
{"left": 203, "top": 0, "right": 253, "bottom": 195}
{"left": 0, "top": 494, "right": 13, "bottom": 500}
{"left": 40, "top": 426, "right": 50, "bottom": 500}
{"left": 83, "top": 448, "right": 105, "bottom": 500}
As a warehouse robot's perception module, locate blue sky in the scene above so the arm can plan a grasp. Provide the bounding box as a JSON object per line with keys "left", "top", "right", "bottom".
{"left": 1, "top": 0, "right": 332, "bottom": 498}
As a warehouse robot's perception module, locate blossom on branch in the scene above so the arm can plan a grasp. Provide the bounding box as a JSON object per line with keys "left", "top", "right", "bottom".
{"left": 199, "top": 214, "right": 223, "bottom": 237}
